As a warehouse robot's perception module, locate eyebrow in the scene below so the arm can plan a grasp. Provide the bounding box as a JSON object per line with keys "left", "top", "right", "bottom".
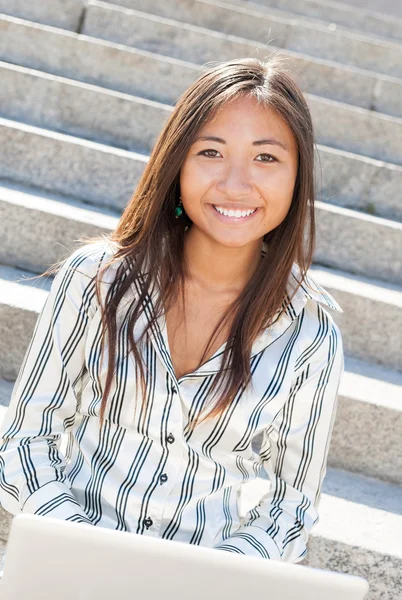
{"left": 193, "top": 135, "right": 289, "bottom": 152}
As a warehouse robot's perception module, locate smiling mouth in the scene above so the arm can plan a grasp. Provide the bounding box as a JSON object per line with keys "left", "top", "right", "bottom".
{"left": 210, "top": 204, "right": 260, "bottom": 221}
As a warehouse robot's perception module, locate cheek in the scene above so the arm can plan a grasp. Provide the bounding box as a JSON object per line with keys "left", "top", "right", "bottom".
{"left": 179, "top": 162, "right": 190, "bottom": 191}
{"left": 271, "top": 163, "right": 296, "bottom": 184}
{"left": 180, "top": 160, "right": 199, "bottom": 192}
{"left": 180, "top": 160, "right": 214, "bottom": 199}
{"left": 261, "top": 166, "right": 296, "bottom": 200}
{"left": 258, "top": 169, "right": 296, "bottom": 226}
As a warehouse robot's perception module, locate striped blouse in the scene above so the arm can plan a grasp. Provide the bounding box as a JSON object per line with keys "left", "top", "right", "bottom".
{"left": 0, "top": 239, "right": 344, "bottom": 564}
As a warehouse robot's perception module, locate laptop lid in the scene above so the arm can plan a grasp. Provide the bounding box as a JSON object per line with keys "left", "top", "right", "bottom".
{"left": 0, "top": 514, "right": 369, "bottom": 600}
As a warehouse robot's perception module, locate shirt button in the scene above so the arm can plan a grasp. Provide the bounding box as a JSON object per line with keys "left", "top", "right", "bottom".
{"left": 167, "top": 433, "right": 175, "bottom": 444}
{"left": 160, "top": 473, "right": 168, "bottom": 484}
{"left": 144, "top": 517, "right": 153, "bottom": 529}
{"left": 172, "top": 387, "right": 178, "bottom": 394}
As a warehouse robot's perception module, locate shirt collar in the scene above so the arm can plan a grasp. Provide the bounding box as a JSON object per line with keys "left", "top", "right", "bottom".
{"left": 260, "top": 241, "right": 343, "bottom": 315}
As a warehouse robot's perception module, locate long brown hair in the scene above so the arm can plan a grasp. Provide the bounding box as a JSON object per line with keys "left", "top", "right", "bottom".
{"left": 37, "top": 54, "right": 316, "bottom": 432}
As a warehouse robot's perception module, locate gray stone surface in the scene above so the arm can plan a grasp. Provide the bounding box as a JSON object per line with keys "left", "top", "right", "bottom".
{"left": 102, "top": 0, "right": 402, "bottom": 50}
{"left": 0, "top": 382, "right": 13, "bottom": 408}
{"left": 0, "top": 269, "right": 48, "bottom": 381}
{"left": 314, "top": 202, "right": 402, "bottom": 285}
{"left": 5, "top": 0, "right": 402, "bottom": 47}
{"left": 241, "top": 470, "right": 402, "bottom": 598}
{"left": 287, "top": 19, "right": 402, "bottom": 78}
{"left": 340, "top": 0, "right": 402, "bottom": 18}
{"left": 309, "top": 265, "right": 402, "bottom": 371}
{"left": 316, "top": 145, "right": 402, "bottom": 220}
{"left": 101, "top": 0, "right": 293, "bottom": 48}
{"left": 0, "top": 118, "right": 145, "bottom": 211}
{"left": 0, "top": 183, "right": 118, "bottom": 273}
{"left": 0, "top": 509, "right": 12, "bottom": 543}
{"left": 0, "top": 0, "right": 85, "bottom": 31}
{"left": 0, "top": 62, "right": 170, "bottom": 154}
{"left": 0, "top": 15, "right": 199, "bottom": 106}
{"left": 82, "top": 2, "right": 282, "bottom": 64}
{"left": 323, "top": 465, "right": 402, "bottom": 514}
{"left": 82, "top": 0, "right": 402, "bottom": 79}
{"left": 1, "top": 13, "right": 402, "bottom": 119}
{"left": 227, "top": 0, "right": 402, "bottom": 42}
{"left": 303, "top": 536, "right": 402, "bottom": 600}
{"left": 307, "top": 94, "right": 402, "bottom": 166}
{"left": 331, "top": 356, "right": 402, "bottom": 484}
{"left": 289, "top": 53, "right": 402, "bottom": 119}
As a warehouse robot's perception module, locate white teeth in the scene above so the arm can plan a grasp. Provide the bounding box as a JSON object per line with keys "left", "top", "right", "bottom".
{"left": 213, "top": 205, "right": 257, "bottom": 218}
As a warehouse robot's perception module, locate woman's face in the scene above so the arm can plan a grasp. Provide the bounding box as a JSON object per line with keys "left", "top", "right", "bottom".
{"left": 179, "top": 94, "right": 299, "bottom": 250}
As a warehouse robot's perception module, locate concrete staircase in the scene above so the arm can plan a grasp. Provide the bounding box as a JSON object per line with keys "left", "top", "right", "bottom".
{"left": 0, "top": 0, "right": 401, "bottom": 596}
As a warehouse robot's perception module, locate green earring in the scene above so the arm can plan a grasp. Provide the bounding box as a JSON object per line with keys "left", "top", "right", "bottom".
{"left": 175, "top": 196, "right": 183, "bottom": 219}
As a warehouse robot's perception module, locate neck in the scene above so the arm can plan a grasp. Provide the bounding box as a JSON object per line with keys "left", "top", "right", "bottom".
{"left": 182, "top": 226, "right": 263, "bottom": 295}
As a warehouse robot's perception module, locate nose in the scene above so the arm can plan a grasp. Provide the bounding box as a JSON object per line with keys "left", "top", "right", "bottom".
{"left": 216, "top": 163, "right": 253, "bottom": 197}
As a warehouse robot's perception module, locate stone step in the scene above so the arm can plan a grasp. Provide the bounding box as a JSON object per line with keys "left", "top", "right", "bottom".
{"left": 1, "top": 0, "right": 402, "bottom": 49}
{"left": 82, "top": 0, "right": 402, "bottom": 80}
{"left": 1, "top": 113, "right": 401, "bottom": 227}
{"left": 2, "top": 61, "right": 402, "bottom": 175}
{"left": 0, "top": 0, "right": 85, "bottom": 31}
{"left": 307, "top": 94, "right": 402, "bottom": 167}
{"left": 332, "top": 354, "right": 402, "bottom": 485}
{"left": 0, "top": 117, "right": 146, "bottom": 211}
{"left": 0, "top": 181, "right": 401, "bottom": 291}
{"left": 1, "top": 14, "right": 401, "bottom": 120}
{"left": 243, "top": 469, "right": 402, "bottom": 599}
{"left": 308, "top": 264, "right": 402, "bottom": 371}
{"left": 314, "top": 203, "right": 402, "bottom": 286}
{"left": 1, "top": 254, "right": 401, "bottom": 376}
{"left": 0, "top": 62, "right": 171, "bottom": 157}
{"left": 0, "top": 182, "right": 118, "bottom": 274}
{"left": 228, "top": 0, "right": 402, "bottom": 45}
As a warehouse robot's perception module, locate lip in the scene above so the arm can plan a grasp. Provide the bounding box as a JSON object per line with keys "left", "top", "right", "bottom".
{"left": 208, "top": 204, "right": 260, "bottom": 223}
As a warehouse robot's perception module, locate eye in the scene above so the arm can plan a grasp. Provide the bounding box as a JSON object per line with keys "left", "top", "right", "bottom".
{"left": 198, "top": 149, "right": 221, "bottom": 158}
{"left": 197, "top": 149, "right": 278, "bottom": 163}
{"left": 256, "top": 153, "right": 278, "bottom": 163}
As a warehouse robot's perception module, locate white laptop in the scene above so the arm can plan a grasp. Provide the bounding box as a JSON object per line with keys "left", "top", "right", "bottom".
{"left": 0, "top": 513, "right": 369, "bottom": 600}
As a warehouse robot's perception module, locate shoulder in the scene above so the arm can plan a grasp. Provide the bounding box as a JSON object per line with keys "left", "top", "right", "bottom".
{"left": 62, "top": 237, "right": 119, "bottom": 269}
{"left": 288, "top": 263, "right": 344, "bottom": 351}
{"left": 57, "top": 238, "right": 120, "bottom": 282}
{"left": 297, "top": 298, "right": 344, "bottom": 368}
{"left": 49, "top": 238, "right": 123, "bottom": 315}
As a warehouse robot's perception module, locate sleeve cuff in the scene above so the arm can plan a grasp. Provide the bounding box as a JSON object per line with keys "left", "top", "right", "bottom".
{"left": 214, "top": 525, "right": 281, "bottom": 560}
{"left": 21, "top": 480, "right": 93, "bottom": 525}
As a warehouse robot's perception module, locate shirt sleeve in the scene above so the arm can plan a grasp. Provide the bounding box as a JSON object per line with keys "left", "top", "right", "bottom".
{"left": 0, "top": 242, "right": 108, "bottom": 525}
{"left": 214, "top": 308, "right": 344, "bottom": 562}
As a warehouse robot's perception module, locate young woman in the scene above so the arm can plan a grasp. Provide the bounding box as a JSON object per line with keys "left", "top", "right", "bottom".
{"left": 0, "top": 56, "right": 344, "bottom": 565}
